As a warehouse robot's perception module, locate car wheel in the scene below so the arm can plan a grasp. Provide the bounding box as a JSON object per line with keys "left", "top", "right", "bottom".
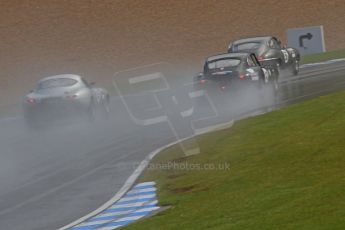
{"left": 101, "top": 100, "right": 110, "bottom": 120}
{"left": 269, "top": 77, "right": 278, "bottom": 91}
{"left": 86, "top": 104, "right": 96, "bottom": 122}
{"left": 272, "top": 67, "right": 280, "bottom": 91}
{"left": 291, "top": 60, "right": 299, "bottom": 76}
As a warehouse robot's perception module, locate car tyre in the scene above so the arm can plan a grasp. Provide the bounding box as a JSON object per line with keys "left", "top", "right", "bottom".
{"left": 86, "top": 103, "right": 96, "bottom": 122}
{"left": 291, "top": 59, "right": 299, "bottom": 76}
{"left": 101, "top": 99, "right": 110, "bottom": 120}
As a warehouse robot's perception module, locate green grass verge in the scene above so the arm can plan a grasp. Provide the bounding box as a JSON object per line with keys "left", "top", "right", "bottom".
{"left": 301, "top": 49, "right": 345, "bottom": 64}
{"left": 126, "top": 90, "right": 345, "bottom": 230}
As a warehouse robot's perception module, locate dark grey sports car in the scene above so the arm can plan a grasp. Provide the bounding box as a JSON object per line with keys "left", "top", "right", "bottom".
{"left": 194, "top": 52, "right": 279, "bottom": 92}
{"left": 23, "top": 74, "right": 110, "bottom": 129}
{"left": 228, "top": 36, "right": 300, "bottom": 76}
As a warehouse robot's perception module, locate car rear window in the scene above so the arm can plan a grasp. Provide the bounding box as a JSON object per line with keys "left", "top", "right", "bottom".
{"left": 232, "top": 42, "right": 262, "bottom": 51}
{"left": 208, "top": 58, "right": 241, "bottom": 69}
{"left": 38, "top": 78, "right": 78, "bottom": 89}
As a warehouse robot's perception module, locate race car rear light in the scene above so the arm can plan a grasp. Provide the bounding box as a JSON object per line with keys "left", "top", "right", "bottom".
{"left": 200, "top": 79, "right": 206, "bottom": 84}
{"left": 64, "top": 91, "right": 78, "bottom": 99}
{"left": 66, "top": 95, "right": 78, "bottom": 99}
{"left": 239, "top": 74, "right": 246, "bottom": 80}
{"left": 257, "top": 56, "right": 264, "bottom": 61}
{"left": 220, "top": 86, "right": 226, "bottom": 91}
{"left": 26, "top": 98, "right": 36, "bottom": 104}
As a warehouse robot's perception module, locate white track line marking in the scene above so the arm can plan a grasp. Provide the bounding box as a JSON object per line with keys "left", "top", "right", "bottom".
{"left": 128, "top": 73, "right": 163, "bottom": 84}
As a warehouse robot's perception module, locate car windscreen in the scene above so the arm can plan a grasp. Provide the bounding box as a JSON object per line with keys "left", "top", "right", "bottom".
{"left": 208, "top": 58, "right": 241, "bottom": 69}
{"left": 232, "top": 41, "right": 263, "bottom": 51}
{"left": 38, "top": 78, "right": 78, "bottom": 89}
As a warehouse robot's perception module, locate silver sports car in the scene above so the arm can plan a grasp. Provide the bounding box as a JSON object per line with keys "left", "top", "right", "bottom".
{"left": 23, "top": 74, "right": 110, "bottom": 128}
{"left": 228, "top": 36, "right": 300, "bottom": 76}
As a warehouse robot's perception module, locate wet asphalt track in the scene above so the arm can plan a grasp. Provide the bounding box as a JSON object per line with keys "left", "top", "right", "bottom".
{"left": 0, "top": 61, "right": 345, "bottom": 230}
